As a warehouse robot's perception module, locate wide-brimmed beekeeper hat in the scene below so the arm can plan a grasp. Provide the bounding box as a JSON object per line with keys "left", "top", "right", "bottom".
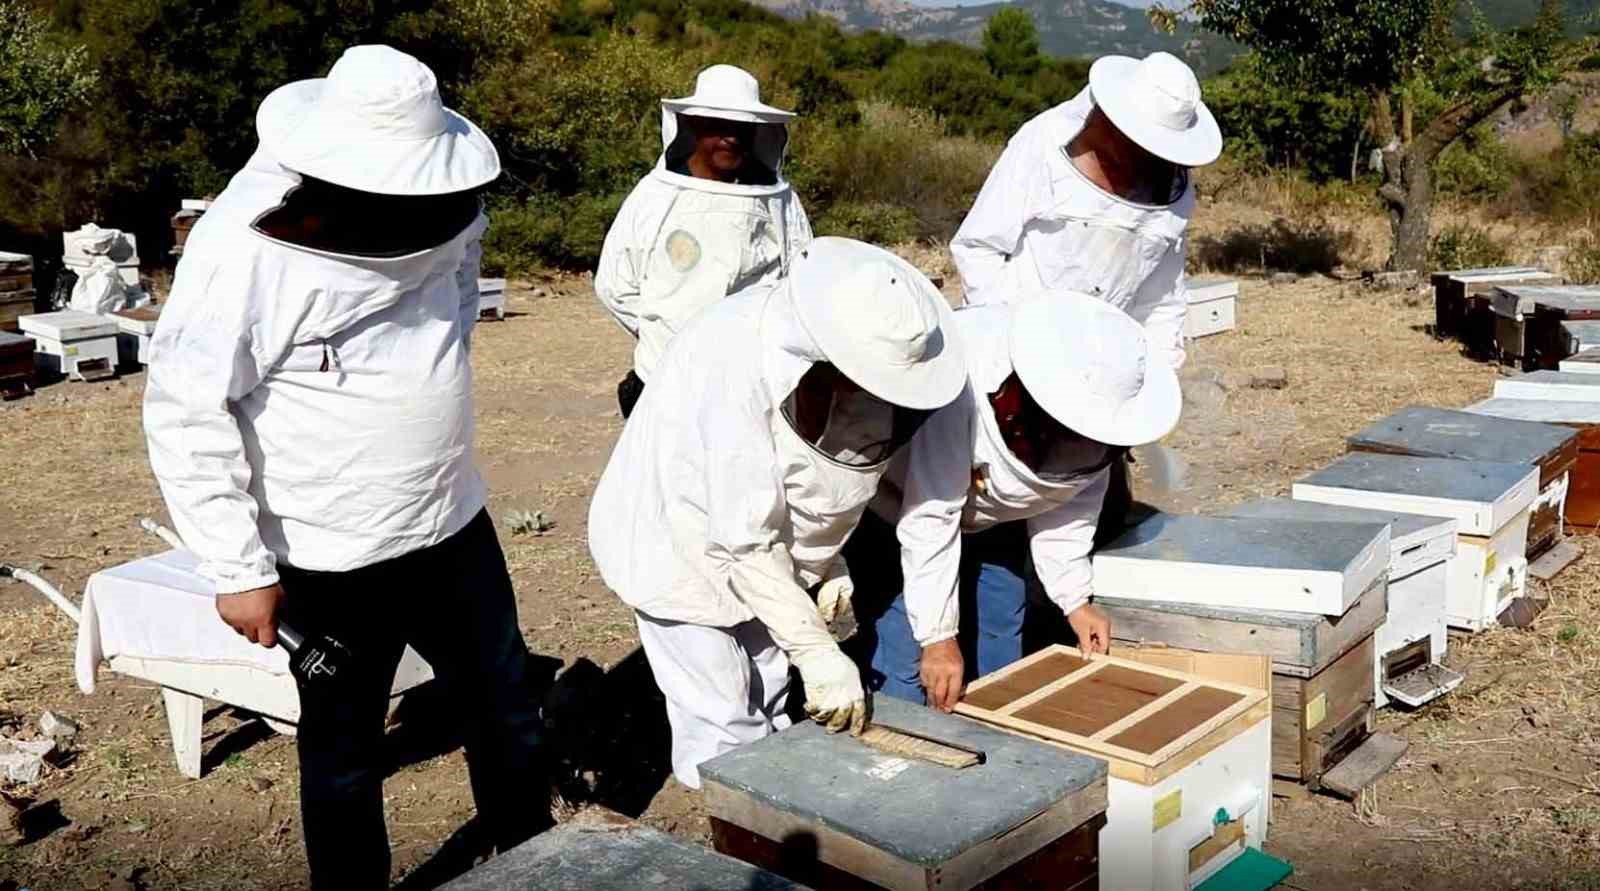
{"left": 787, "top": 237, "right": 964, "bottom": 411}
{"left": 256, "top": 45, "right": 501, "bottom": 196}
{"left": 1089, "top": 52, "right": 1222, "bottom": 168}
{"left": 1011, "top": 293, "right": 1182, "bottom": 447}
{"left": 663, "top": 64, "right": 794, "bottom": 125}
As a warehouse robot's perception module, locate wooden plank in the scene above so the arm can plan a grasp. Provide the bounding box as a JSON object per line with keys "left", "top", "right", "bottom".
{"left": 1148, "top": 698, "right": 1272, "bottom": 784}
{"left": 1188, "top": 819, "right": 1246, "bottom": 875}
{"left": 1529, "top": 538, "right": 1582, "bottom": 581}
{"left": 857, "top": 726, "right": 981, "bottom": 770}
{"left": 1110, "top": 643, "right": 1272, "bottom": 693}
{"left": 961, "top": 650, "right": 1089, "bottom": 711}
{"left": 708, "top": 815, "right": 917, "bottom": 891}
{"left": 935, "top": 784, "right": 1106, "bottom": 890}
{"left": 1319, "top": 733, "right": 1409, "bottom": 799}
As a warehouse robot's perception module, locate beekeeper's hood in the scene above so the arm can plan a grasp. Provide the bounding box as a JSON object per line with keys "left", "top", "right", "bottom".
{"left": 658, "top": 65, "right": 794, "bottom": 189}
{"left": 762, "top": 238, "right": 966, "bottom": 467}
{"left": 1010, "top": 292, "right": 1182, "bottom": 447}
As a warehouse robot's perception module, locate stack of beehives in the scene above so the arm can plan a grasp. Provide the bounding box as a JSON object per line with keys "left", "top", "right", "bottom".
{"left": 170, "top": 199, "right": 211, "bottom": 258}
{"left": 0, "top": 252, "right": 35, "bottom": 332}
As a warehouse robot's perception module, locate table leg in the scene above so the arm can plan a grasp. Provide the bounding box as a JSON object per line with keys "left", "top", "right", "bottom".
{"left": 162, "top": 687, "right": 204, "bottom": 779}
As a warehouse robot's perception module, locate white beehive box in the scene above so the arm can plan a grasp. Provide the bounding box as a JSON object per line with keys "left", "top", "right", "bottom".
{"left": 1559, "top": 346, "right": 1600, "bottom": 374}
{"left": 1494, "top": 370, "right": 1600, "bottom": 402}
{"left": 1293, "top": 453, "right": 1538, "bottom": 632}
{"left": 1092, "top": 514, "right": 1389, "bottom": 617}
{"left": 1184, "top": 278, "right": 1237, "bottom": 339}
{"left": 1222, "top": 498, "right": 1462, "bottom": 709}
{"left": 958, "top": 646, "right": 1273, "bottom": 891}
{"left": 477, "top": 277, "right": 507, "bottom": 321}
{"left": 19, "top": 310, "right": 118, "bottom": 381}
{"left": 112, "top": 307, "right": 161, "bottom": 365}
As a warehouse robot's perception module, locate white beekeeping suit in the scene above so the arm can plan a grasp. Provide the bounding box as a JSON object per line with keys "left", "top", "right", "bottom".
{"left": 595, "top": 64, "right": 812, "bottom": 393}
{"left": 588, "top": 238, "right": 964, "bottom": 788}
{"left": 950, "top": 52, "right": 1223, "bottom": 373}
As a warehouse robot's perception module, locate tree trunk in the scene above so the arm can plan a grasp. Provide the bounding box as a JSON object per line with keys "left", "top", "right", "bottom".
{"left": 1383, "top": 148, "right": 1434, "bottom": 273}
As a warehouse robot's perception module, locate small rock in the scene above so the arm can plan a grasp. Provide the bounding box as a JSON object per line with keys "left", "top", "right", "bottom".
{"left": 39, "top": 711, "right": 79, "bottom": 743}
{"left": 1364, "top": 270, "right": 1420, "bottom": 291}
{"left": 124, "top": 818, "right": 149, "bottom": 834}
{"left": 1522, "top": 704, "right": 1551, "bottom": 729}
{"left": 1248, "top": 366, "right": 1289, "bottom": 390}
{"left": 0, "top": 737, "right": 55, "bottom": 784}
{"left": 247, "top": 776, "right": 274, "bottom": 794}
{"left": 1269, "top": 272, "right": 1299, "bottom": 285}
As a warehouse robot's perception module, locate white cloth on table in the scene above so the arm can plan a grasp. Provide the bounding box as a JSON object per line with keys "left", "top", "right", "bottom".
{"left": 633, "top": 612, "right": 791, "bottom": 789}
{"left": 75, "top": 549, "right": 290, "bottom": 694}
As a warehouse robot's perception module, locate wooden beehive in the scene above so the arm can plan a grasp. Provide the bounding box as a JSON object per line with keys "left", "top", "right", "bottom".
{"left": 957, "top": 646, "right": 1271, "bottom": 890}
{"left": 438, "top": 817, "right": 805, "bottom": 891}
{"left": 701, "top": 695, "right": 1107, "bottom": 891}
{"left": 1294, "top": 453, "right": 1539, "bottom": 631}
{"left": 1495, "top": 370, "right": 1600, "bottom": 402}
{"left": 1467, "top": 397, "right": 1600, "bottom": 532}
{"left": 1092, "top": 513, "right": 1389, "bottom": 617}
{"left": 0, "top": 331, "right": 36, "bottom": 399}
{"left": 1347, "top": 405, "right": 1577, "bottom": 559}
{"left": 1501, "top": 286, "right": 1600, "bottom": 369}
{"left": 1431, "top": 267, "right": 1557, "bottom": 348}
{"left": 0, "top": 251, "right": 35, "bottom": 333}
{"left": 1222, "top": 497, "right": 1462, "bottom": 709}
{"left": 112, "top": 305, "right": 161, "bottom": 366}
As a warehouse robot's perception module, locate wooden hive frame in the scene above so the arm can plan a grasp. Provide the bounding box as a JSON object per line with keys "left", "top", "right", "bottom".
{"left": 956, "top": 646, "right": 1270, "bottom": 786}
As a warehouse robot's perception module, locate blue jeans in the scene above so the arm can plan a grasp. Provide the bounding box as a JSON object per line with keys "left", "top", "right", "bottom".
{"left": 845, "top": 515, "right": 1034, "bottom": 705}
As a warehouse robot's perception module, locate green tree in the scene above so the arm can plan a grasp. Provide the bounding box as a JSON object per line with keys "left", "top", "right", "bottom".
{"left": 1156, "top": 0, "right": 1585, "bottom": 272}
{"left": 0, "top": 0, "right": 97, "bottom": 157}
{"left": 982, "top": 7, "right": 1041, "bottom": 80}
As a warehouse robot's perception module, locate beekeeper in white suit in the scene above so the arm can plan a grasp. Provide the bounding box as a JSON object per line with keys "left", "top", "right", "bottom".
{"left": 848, "top": 294, "right": 1181, "bottom": 711}
{"left": 950, "top": 50, "right": 1220, "bottom": 542}
{"left": 143, "top": 46, "right": 548, "bottom": 889}
{"left": 588, "top": 237, "right": 964, "bottom": 788}
{"left": 595, "top": 64, "right": 812, "bottom": 418}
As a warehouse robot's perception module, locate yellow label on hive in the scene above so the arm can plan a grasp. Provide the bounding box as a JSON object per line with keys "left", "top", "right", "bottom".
{"left": 1305, "top": 693, "right": 1327, "bottom": 731}
{"left": 1153, "top": 789, "right": 1182, "bottom": 831}
{"left": 65, "top": 345, "right": 79, "bottom": 357}
{"left": 1485, "top": 551, "right": 1497, "bottom": 575}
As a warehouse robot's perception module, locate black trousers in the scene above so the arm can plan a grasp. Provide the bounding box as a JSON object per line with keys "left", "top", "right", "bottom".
{"left": 277, "top": 510, "right": 549, "bottom": 890}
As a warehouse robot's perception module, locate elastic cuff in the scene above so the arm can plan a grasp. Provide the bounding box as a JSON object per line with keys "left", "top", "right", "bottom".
{"left": 207, "top": 569, "right": 281, "bottom": 595}
{"left": 1053, "top": 593, "right": 1091, "bottom": 617}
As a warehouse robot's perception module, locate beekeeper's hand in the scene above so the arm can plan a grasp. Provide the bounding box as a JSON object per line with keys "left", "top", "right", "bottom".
{"left": 920, "top": 638, "right": 965, "bottom": 713}
{"left": 816, "top": 568, "right": 854, "bottom": 626}
{"left": 792, "top": 646, "right": 870, "bottom": 735}
{"left": 217, "top": 583, "right": 286, "bottom": 648}
{"left": 1067, "top": 603, "right": 1111, "bottom": 655}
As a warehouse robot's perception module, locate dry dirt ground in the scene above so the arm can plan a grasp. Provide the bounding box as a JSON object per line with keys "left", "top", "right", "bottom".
{"left": 2, "top": 263, "right": 1599, "bottom": 891}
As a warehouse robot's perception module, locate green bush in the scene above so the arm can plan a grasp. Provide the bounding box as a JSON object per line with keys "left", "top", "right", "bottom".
{"left": 1565, "top": 238, "right": 1600, "bottom": 285}
{"left": 1435, "top": 126, "right": 1513, "bottom": 201}
{"left": 482, "top": 191, "right": 628, "bottom": 274}
{"left": 813, "top": 202, "right": 920, "bottom": 244}
{"left": 1427, "top": 223, "right": 1510, "bottom": 271}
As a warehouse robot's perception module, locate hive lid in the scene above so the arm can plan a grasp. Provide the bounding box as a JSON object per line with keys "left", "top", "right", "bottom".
{"left": 1434, "top": 266, "right": 1549, "bottom": 284}
{"left": 437, "top": 821, "right": 804, "bottom": 891}
{"left": 1466, "top": 397, "right": 1600, "bottom": 426}
{"left": 1293, "top": 452, "right": 1538, "bottom": 536}
{"left": 1347, "top": 405, "right": 1577, "bottom": 476}
{"left": 1186, "top": 278, "right": 1238, "bottom": 303}
{"left": 1091, "top": 513, "right": 1389, "bottom": 616}
{"left": 1221, "top": 497, "right": 1455, "bottom": 563}
{"left": 700, "top": 695, "right": 1106, "bottom": 867}
{"left": 1494, "top": 285, "right": 1600, "bottom": 314}
{"left": 1559, "top": 347, "right": 1600, "bottom": 373}
{"left": 957, "top": 646, "right": 1269, "bottom": 786}
{"left": 18, "top": 310, "right": 118, "bottom": 340}
{"left": 1494, "top": 370, "right": 1600, "bottom": 402}
{"left": 0, "top": 330, "right": 34, "bottom": 349}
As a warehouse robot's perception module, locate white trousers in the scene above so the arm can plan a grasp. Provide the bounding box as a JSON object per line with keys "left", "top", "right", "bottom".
{"left": 634, "top": 612, "right": 792, "bottom": 789}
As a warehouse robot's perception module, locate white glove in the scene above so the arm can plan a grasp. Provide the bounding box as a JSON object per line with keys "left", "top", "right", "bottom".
{"left": 816, "top": 567, "right": 854, "bottom": 626}
{"left": 791, "top": 645, "right": 870, "bottom": 735}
